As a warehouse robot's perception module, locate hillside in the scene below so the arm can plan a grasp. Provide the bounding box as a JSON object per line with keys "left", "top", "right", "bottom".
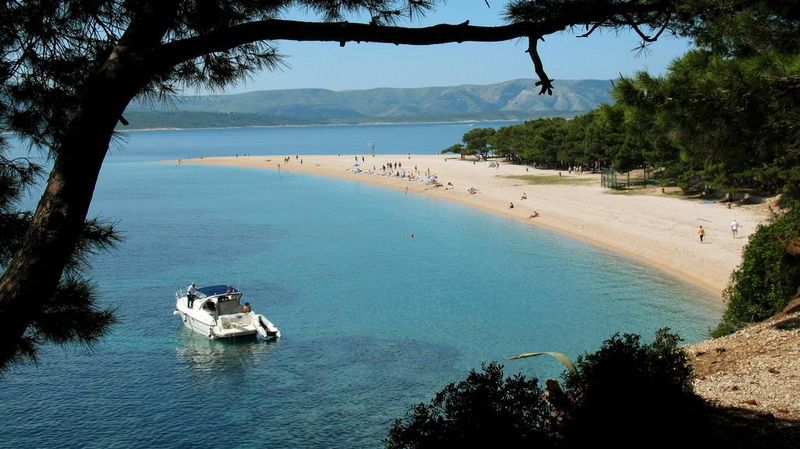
{"left": 123, "top": 79, "right": 612, "bottom": 129}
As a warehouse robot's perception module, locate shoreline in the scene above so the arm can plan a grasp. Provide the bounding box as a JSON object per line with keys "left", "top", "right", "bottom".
{"left": 117, "top": 118, "right": 521, "bottom": 133}
{"left": 174, "top": 154, "right": 771, "bottom": 299}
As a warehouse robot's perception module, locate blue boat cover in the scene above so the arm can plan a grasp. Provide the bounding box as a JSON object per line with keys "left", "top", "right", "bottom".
{"left": 197, "top": 285, "right": 239, "bottom": 296}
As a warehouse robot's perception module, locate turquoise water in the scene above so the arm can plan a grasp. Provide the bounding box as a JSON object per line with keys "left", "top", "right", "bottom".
{"left": 1, "top": 124, "right": 720, "bottom": 448}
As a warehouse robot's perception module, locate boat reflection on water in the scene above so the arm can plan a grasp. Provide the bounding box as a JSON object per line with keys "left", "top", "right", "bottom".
{"left": 174, "top": 331, "right": 282, "bottom": 374}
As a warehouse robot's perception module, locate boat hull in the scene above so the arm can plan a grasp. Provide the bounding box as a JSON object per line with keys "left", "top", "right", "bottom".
{"left": 176, "top": 311, "right": 259, "bottom": 340}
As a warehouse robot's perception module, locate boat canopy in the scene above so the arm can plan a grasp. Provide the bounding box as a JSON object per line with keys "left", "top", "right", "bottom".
{"left": 197, "top": 285, "right": 239, "bottom": 297}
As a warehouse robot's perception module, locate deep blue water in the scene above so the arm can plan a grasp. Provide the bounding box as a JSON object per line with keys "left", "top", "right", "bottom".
{"left": 1, "top": 124, "right": 720, "bottom": 448}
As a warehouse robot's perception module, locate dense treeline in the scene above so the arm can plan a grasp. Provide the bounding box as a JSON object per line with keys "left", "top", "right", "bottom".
{"left": 447, "top": 47, "right": 800, "bottom": 198}
{"left": 444, "top": 108, "right": 634, "bottom": 172}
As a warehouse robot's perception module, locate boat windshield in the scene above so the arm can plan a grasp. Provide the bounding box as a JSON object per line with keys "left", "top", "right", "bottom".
{"left": 216, "top": 295, "right": 242, "bottom": 315}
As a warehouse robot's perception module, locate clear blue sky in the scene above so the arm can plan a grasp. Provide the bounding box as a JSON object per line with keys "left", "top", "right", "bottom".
{"left": 220, "top": 1, "right": 694, "bottom": 93}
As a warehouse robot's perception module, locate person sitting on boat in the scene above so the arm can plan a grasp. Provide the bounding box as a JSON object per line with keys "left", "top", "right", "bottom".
{"left": 225, "top": 285, "right": 233, "bottom": 294}
{"left": 187, "top": 282, "right": 199, "bottom": 308}
{"left": 241, "top": 302, "right": 251, "bottom": 313}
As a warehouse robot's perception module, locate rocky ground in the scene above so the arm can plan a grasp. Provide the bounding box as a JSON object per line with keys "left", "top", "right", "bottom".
{"left": 687, "top": 299, "right": 800, "bottom": 446}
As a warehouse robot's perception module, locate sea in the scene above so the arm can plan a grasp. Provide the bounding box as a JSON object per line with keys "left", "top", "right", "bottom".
{"left": 1, "top": 122, "right": 721, "bottom": 448}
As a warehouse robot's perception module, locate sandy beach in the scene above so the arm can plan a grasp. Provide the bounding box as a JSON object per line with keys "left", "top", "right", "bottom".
{"left": 178, "top": 154, "right": 770, "bottom": 298}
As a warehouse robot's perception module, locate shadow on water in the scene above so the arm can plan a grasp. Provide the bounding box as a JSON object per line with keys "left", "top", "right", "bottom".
{"left": 173, "top": 330, "right": 282, "bottom": 375}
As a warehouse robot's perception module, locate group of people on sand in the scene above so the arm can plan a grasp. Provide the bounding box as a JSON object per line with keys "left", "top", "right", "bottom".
{"left": 511, "top": 192, "right": 539, "bottom": 219}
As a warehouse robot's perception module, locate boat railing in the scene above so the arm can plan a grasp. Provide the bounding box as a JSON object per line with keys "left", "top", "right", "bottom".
{"left": 177, "top": 288, "right": 211, "bottom": 300}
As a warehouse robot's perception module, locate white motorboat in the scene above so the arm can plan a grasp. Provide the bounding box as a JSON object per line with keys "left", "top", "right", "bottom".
{"left": 173, "top": 284, "right": 281, "bottom": 341}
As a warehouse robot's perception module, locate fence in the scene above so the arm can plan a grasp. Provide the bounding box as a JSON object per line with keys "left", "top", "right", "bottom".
{"left": 601, "top": 168, "right": 655, "bottom": 190}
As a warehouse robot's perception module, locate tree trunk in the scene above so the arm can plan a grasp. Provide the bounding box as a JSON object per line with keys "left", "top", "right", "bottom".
{"left": 0, "top": 82, "right": 135, "bottom": 362}
{"left": 0, "top": 64, "right": 152, "bottom": 359}
{"left": 0, "top": 1, "right": 174, "bottom": 366}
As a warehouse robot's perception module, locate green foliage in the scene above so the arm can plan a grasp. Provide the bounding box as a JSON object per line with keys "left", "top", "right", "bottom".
{"left": 387, "top": 330, "right": 708, "bottom": 448}
{"left": 462, "top": 128, "right": 496, "bottom": 160}
{"left": 714, "top": 208, "right": 800, "bottom": 336}
{"left": 384, "top": 362, "right": 555, "bottom": 449}
{"left": 0, "top": 141, "right": 118, "bottom": 368}
{"left": 467, "top": 108, "right": 642, "bottom": 171}
{"left": 440, "top": 143, "right": 470, "bottom": 157}
{"left": 506, "top": 175, "right": 593, "bottom": 186}
{"left": 674, "top": 0, "right": 800, "bottom": 57}
{"left": 0, "top": 146, "right": 40, "bottom": 267}
{"left": 561, "top": 329, "right": 710, "bottom": 447}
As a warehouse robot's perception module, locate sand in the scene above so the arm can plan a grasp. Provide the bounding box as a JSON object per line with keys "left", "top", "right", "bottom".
{"left": 177, "top": 154, "right": 771, "bottom": 299}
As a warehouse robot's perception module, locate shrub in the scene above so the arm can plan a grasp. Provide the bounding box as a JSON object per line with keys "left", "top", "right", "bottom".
{"left": 384, "top": 362, "right": 556, "bottom": 449}
{"left": 561, "top": 329, "right": 710, "bottom": 448}
{"left": 714, "top": 207, "right": 800, "bottom": 337}
{"left": 386, "top": 330, "right": 709, "bottom": 449}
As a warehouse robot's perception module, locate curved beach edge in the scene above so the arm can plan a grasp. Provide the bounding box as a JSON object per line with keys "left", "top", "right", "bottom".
{"left": 171, "top": 154, "right": 771, "bottom": 301}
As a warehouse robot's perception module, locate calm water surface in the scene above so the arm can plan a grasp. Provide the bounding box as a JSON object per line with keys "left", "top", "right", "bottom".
{"left": 1, "top": 124, "right": 720, "bottom": 448}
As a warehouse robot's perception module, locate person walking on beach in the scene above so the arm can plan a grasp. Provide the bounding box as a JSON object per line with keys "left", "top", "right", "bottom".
{"left": 731, "top": 219, "right": 739, "bottom": 238}
{"left": 698, "top": 225, "right": 705, "bottom": 243}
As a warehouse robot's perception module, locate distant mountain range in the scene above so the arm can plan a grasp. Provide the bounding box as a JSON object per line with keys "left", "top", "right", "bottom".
{"left": 122, "top": 79, "right": 612, "bottom": 129}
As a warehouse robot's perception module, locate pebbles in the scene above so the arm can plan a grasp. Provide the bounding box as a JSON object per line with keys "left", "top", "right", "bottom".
{"left": 687, "top": 311, "right": 800, "bottom": 421}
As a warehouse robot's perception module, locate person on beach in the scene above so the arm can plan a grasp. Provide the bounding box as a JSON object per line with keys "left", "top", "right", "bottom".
{"left": 528, "top": 211, "right": 539, "bottom": 219}
{"left": 731, "top": 219, "right": 739, "bottom": 238}
{"left": 509, "top": 202, "right": 514, "bottom": 209}
{"left": 521, "top": 193, "right": 527, "bottom": 200}
{"left": 698, "top": 226, "right": 705, "bottom": 243}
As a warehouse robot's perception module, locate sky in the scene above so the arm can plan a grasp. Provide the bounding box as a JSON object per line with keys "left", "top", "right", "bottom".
{"left": 217, "top": 2, "right": 694, "bottom": 94}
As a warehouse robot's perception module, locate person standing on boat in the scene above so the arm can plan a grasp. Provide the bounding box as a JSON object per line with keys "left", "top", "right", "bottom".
{"left": 241, "top": 302, "right": 251, "bottom": 313}
{"left": 187, "top": 282, "right": 199, "bottom": 308}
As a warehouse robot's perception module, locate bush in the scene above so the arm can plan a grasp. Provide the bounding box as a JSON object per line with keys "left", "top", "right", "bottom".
{"left": 386, "top": 330, "right": 709, "bottom": 449}
{"left": 384, "top": 362, "right": 556, "bottom": 449}
{"left": 714, "top": 207, "right": 800, "bottom": 337}
{"left": 561, "top": 329, "right": 710, "bottom": 448}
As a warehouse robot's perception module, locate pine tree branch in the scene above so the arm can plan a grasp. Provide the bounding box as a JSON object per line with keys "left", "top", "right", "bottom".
{"left": 155, "top": 1, "right": 673, "bottom": 91}
{"left": 157, "top": 19, "right": 544, "bottom": 67}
